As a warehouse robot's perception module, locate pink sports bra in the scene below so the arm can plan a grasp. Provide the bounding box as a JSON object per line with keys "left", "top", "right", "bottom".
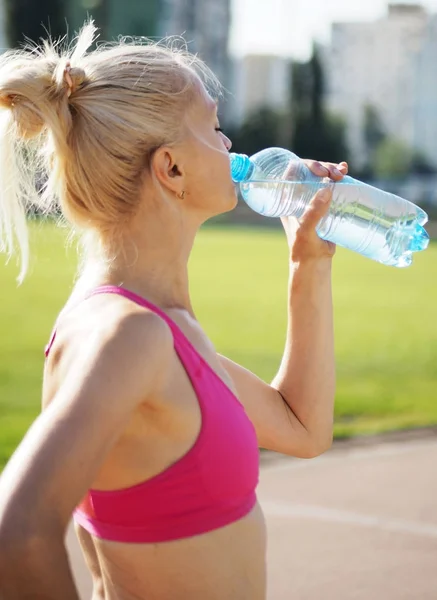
{"left": 45, "top": 285, "right": 260, "bottom": 543}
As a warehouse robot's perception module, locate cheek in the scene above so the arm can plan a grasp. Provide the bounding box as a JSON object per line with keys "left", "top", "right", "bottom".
{"left": 212, "top": 150, "right": 232, "bottom": 181}
{"left": 194, "top": 151, "right": 230, "bottom": 185}
{"left": 185, "top": 144, "right": 232, "bottom": 204}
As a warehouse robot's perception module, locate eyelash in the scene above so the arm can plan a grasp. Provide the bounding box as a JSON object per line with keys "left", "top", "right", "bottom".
{"left": 215, "top": 127, "right": 224, "bottom": 133}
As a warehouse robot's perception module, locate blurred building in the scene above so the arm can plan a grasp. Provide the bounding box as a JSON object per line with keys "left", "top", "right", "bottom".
{"left": 0, "top": 0, "right": 7, "bottom": 50}
{"left": 229, "top": 55, "right": 292, "bottom": 126}
{"left": 68, "top": 0, "right": 161, "bottom": 39}
{"left": 324, "top": 3, "right": 437, "bottom": 168}
{"left": 69, "top": 0, "right": 233, "bottom": 120}
{"left": 159, "top": 0, "right": 231, "bottom": 94}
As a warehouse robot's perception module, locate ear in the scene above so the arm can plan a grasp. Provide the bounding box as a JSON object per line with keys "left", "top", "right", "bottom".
{"left": 150, "top": 146, "right": 185, "bottom": 196}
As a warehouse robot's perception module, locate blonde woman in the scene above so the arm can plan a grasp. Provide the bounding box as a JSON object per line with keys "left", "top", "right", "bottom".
{"left": 0, "top": 23, "right": 348, "bottom": 600}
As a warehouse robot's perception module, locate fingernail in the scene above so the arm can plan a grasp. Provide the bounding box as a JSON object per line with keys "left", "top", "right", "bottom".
{"left": 333, "top": 168, "right": 343, "bottom": 177}
{"left": 319, "top": 164, "right": 330, "bottom": 175}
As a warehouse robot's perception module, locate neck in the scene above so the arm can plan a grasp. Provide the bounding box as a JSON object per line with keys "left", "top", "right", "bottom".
{"left": 76, "top": 204, "right": 201, "bottom": 316}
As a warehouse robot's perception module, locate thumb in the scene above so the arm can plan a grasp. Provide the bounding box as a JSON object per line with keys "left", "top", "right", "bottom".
{"left": 300, "top": 185, "right": 333, "bottom": 230}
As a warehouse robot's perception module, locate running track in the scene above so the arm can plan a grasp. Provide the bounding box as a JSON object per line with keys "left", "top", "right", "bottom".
{"left": 67, "top": 431, "right": 437, "bottom": 599}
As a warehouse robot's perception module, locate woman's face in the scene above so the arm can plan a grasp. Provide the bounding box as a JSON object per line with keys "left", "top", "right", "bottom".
{"left": 178, "top": 84, "right": 238, "bottom": 219}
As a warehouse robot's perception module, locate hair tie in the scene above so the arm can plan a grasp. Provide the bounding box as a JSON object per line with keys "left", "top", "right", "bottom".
{"left": 64, "top": 61, "right": 74, "bottom": 98}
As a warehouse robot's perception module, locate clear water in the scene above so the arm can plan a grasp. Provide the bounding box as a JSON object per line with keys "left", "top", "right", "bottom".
{"left": 239, "top": 177, "right": 429, "bottom": 267}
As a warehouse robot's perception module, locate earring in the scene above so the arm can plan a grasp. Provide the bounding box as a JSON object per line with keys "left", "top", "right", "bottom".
{"left": 178, "top": 191, "right": 185, "bottom": 199}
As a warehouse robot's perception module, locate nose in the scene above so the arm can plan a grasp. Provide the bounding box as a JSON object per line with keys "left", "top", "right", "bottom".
{"left": 223, "top": 133, "right": 232, "bottom": 151}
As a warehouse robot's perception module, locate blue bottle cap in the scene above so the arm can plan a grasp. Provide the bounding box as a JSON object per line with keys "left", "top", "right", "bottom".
{"left": 409, "top": 222, "right": 429, "bottom": 252}
{"left": 229, "top": 153, "right": 252, "bottom": 183}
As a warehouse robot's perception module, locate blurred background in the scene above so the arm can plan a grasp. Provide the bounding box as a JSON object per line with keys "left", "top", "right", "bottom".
{"left": 0, "top": 1, "right": 436, "bottom": 469}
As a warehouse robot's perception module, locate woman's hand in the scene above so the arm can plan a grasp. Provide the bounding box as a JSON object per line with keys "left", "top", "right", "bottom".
{"left": 281, "top": 160, "right": 348, "bottom": 264}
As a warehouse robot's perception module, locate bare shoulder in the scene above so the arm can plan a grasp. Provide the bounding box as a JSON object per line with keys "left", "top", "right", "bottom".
{"left": 87, "top": 305, "right": 174, "bottom": 370}
{"left": 66, "top": 294, "right": 173, "bottom": 356}
{"left": 45, "top": 297, "right": 174, "bottom": 409}
{"left": 87, "top": 308, "right": 174, "bottom": 400}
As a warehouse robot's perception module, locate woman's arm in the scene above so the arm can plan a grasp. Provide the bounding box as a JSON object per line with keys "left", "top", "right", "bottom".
{"left": 0, "top": 311, "right": 172, "bottom": 599}
{"left": 271, "top": 247, "right": 335, "bottom": 454}
{"left": 220, "top": 160, "right": 347, "bottom": 458}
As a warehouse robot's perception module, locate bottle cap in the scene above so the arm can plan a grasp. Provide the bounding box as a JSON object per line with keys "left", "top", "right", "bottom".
{"left": 229, "top": 153, "right": 252, "bottom": 182}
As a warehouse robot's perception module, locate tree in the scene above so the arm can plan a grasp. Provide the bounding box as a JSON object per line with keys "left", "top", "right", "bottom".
{"left": 309, "top": 44, "right": 324, "bottom": 128}
{"left": 227, "top": 107, "right": 288, "bottom": 157}
{"left": 4, "top": 0, "right": 68, "bottom": 47}
{"left": 228, "top": 44, "right": 349, "bottom": 164}
{"left": 290, "top": 45, "right": 349, "bottom": 164}
{"left": 363, "top": 104, "right": 386, "bottom": 155}
{"left": 373, "top": 138, "right": 412, "bottom": 179}
{"left": 360, "top": 103, "right": 387, "bottom": 177}
{"left": 410, "top": 151, "right": 437, "bottom": 175}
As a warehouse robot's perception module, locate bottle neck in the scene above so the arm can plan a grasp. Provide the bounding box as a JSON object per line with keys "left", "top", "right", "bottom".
{"left": 229, "top": 153, "right": 254, "bottom": 182}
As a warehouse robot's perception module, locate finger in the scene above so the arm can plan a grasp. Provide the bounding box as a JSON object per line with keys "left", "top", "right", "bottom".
{"left": 300, "top": 186, "right": 333, "bottom": 230}
{"left": 303, "top": 160, "right": 330, "bottom": 177}
{"left": 320, "top": 162, "right": 347, "bottom": 180}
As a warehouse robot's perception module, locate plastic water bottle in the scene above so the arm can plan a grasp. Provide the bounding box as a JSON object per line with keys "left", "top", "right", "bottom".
{"left": 230, "top": 147, "right": 429, "bottom": 267}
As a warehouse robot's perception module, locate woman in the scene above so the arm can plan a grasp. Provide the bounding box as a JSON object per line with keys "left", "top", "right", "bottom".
{"left": 0, "top": 23, "right": 348, "bottom": 600}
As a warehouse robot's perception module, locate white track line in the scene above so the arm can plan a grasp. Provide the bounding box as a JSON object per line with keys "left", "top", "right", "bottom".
{"left": 261, "top": 501, "right": 437, "bottom": 539}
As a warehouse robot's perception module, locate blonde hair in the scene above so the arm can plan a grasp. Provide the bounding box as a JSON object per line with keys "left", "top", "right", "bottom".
{"left": 0, "top": 22, "right": 222, "bottom": 282}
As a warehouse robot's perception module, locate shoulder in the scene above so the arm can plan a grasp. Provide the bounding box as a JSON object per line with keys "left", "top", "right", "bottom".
{"left": 46, "top": 297, "right": 175, "bottom": 407}
{"left": 94, "top": 305, "right": 173, "bottom": 356}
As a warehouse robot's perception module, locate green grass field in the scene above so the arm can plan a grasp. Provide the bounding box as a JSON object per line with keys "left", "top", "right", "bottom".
{"left": 1, "top": 220, "right": 436, "bottom": 469}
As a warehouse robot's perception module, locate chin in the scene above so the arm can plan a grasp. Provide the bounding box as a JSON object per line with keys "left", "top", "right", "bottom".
{"left": 229, "top": 193, "right": 239, "bottom": 211}
{"left": 219, "top": 196, "right": 238, "bottom": 216}
{"left": 227, "top": 187, "right": 239, "bottom": 211}
{"left": 205, "top": 189, "right": 239, "bottom": 220}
